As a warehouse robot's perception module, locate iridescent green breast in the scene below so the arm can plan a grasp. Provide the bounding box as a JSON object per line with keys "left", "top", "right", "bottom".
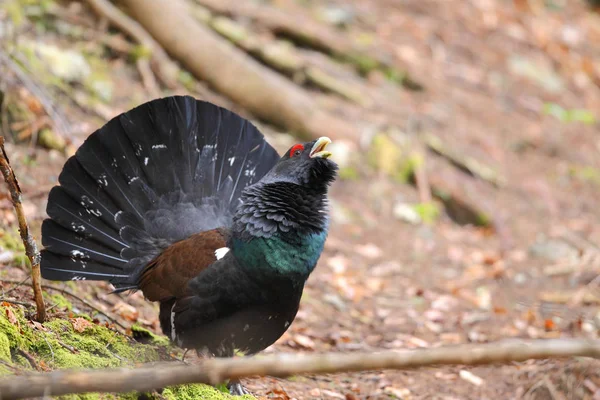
{"left": 232, "top": 230, "right": 327, "bottom": 279}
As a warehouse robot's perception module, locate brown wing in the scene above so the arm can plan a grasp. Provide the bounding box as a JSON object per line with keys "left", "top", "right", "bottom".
{"left": 138, "top": 229, "right": 228, "bottom": 302}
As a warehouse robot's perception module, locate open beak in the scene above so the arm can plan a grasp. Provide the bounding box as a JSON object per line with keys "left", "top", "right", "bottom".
{"left": 310, "top": 137, "right": 332, "bottom": 159}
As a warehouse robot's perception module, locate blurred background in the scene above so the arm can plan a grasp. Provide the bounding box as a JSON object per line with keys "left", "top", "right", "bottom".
{"left": 0, "top": 0, "right": 599, "bottom": 398}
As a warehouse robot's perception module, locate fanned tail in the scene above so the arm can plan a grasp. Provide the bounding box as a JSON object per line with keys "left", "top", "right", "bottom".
{"left": 41, "top": 96, "right": 279, "bottom": 290}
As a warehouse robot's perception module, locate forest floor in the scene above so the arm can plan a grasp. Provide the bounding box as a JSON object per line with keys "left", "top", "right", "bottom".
{"left": 1, "top": 0, "right": 600, "bottom": 399}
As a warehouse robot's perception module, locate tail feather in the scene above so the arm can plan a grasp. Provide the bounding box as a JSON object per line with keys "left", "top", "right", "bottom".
{"left": 45, "top": 187, "right": 126, "bottom": 250}
{"left": 42, "top": 221, "right": 127, "bottom": 267}
{"left": 57, "top": 157, "right": 122, "bottom": 232}
{"left": 41, "top": 96, "right": 280, "bottom": 288}
{"left": 76, "top": 131, "right": 152, "bottom": 221}
{"left": 41, "top": 251, "right": 130, "bottom": 281}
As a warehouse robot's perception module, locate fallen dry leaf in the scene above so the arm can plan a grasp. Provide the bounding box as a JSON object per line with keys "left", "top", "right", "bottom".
{"left": 71, "top": 317, "right": 93, "bottom": 333}
{"left": 4, "top": 307, "right": 17, "bottom": 326}
{"left": 112, "top": 301, "right": 140, "bottom": 322}
{"left": 355, "top": 243, "right": 382, "bottom": 259}
{"left": 544, "top": 318, "right": 556, "bottom": 331}
{"left": 292, "top": 334, "right": 315, "bottom": 350}
{"left": 459, "top": 370, "right": 484, "bottom": 386}
{"left": 321, "top": 389, "right": 345, "bottom": 399}
{"left": 266, "top": 387, "right": 291, "bottom": 400}
{"left": 29, "top": 320, "right": 47, "bottom": 331}
{"left": 327, "top": 254, "right": 349, "bottom": 274}
{"left": 384, "top": 386, "right": 412, "bottom": 398}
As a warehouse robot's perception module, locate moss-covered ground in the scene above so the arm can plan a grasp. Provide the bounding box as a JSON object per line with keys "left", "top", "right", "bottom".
{"left": 0, "top": 302, "right": 253, "bottom": 400}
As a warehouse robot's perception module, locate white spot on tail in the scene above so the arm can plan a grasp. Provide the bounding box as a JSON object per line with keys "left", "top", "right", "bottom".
{"left": 70, "top": 250, "right": 85, "bottom": 258}
{"left": 243, "top": 324, "right": 250, "bottom": 332}
{"left": 71, "top": 223, "right": 85, "bottom": 233}
{"left": 152, "top": 144, "right": 167, "bottom": 149}
{"left": 144, "top": 157, "right": 149, "bottom": 166}
{"left": 128, "top": 176, "right": 139, "bottom": 184}
{"left": 97, "top": 174, "right": 108, "bottom": 187}
{"left": 170, "top": 302, "right": 177, "bottom": 341}
{"left": 228, "top": 156, "right": 235, "bottom": 166}
{"left": 215, "top": 247, "right": 230, "bottom": 260}
{"left": 88, "top": 209, "right": 102, "bottom": 217}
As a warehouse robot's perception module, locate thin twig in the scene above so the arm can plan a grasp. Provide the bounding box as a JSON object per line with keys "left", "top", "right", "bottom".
{"left": 16, "top": 349, "right": 39, "bottom": 371}
{"left": 43, "top": 335, "right": 55, "bottom": 364}
{"left": 0, "top": 298, "right": 35, "bottom": 308}
{"left": 56, "top": 340, "right": 78, "bottom": 354}
{"left": 1, "top": 276, "right": 30, "bottom": 297}
{"left": 0, "top": 136, "right": 46, "bottom": 322}
{"left": 0, "top": 338, "right": 599, "bottom": 399}
{"left": 0, "top": 279, "right": 126, "bottom": 330}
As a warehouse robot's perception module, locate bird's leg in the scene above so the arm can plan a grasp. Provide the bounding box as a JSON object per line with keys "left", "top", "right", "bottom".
{"left": 181, "top": 348, "right": 191, "bottom": 363}
{"left": 227, "top": 378, "right": 251, "bottom": 395}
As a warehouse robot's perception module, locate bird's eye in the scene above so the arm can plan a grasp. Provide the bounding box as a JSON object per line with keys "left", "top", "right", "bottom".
{"left": 289, "top": 144, "right": 304, "bottom": 157}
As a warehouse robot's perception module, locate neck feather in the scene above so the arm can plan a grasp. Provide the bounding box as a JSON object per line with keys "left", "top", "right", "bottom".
{"left": 229, "top": 182, "right": 329, "bottom": 281}
{"left": 231, "top": 182, "right": 329, "bottom": 241}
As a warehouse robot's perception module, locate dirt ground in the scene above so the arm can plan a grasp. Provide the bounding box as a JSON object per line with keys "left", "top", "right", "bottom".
{"left": 1, "top": 0, "right": 600, "bottom": 399}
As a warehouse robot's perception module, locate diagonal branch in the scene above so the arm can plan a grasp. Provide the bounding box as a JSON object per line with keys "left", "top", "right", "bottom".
{"left": 0, "top": 338, "right": 599, "bottom": 399}
{"left": 0, "top": 136, "right": 46, "bottom": 322}
{"left": 82, "top": 0, "right": 179, "bottom": 89}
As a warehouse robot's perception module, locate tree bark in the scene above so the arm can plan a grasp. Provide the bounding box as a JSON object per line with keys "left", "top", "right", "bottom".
{"left": 1, "top": 338, "right": 599, "bottom": 399}
{"left": 0, "top": 137, "right": 46, "bottom": 322}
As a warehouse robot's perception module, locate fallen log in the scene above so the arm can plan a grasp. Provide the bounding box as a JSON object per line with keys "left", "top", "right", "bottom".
{"left": 192, "top": 0, "right": 394, "bottom": 73}
{"left": 1, "top": 338, "right": 599, "bottom": 399}
{"left": 119, "top": 0, "right": 362, "bottom": 140}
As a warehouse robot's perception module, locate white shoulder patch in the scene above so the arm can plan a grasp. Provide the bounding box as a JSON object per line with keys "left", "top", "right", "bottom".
{"left": 170, "top": 302, "right": 177, "bottom": 341}
{"left": 215, "top": 247, "right": 230, "bottom": 260}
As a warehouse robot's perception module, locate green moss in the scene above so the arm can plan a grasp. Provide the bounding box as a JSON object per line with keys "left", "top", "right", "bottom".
{"left": 569, "top": 165, "right": 600, "bottom": 186}
{"left": 129, "top": 44, "right": 152, "bottom": 62}
{"left": 0, "top": 363, "right": 13, "bottom": 375}
{"left": 338, "top": 166, "right": 360, "bottom": 180}
{"left": 38, "top": 128, "right": 67, "bottom": 152}
{"left": 411, "top": 202, "right": 441, "bottom": 224}
{"left": 0, "top": 229, "right": 27, "bottom": 266}
{"left": 345, "top": 53, "right": 379, "bottom": 75}
{"left": 131, "top": 324, "right": 170, "bottom": 347}
{"left": 0, "top": 305, "right": 256, "bottom": 399}
{"left": 47, "top": 293, "right": 73, "bottom": 311}
{"left": 0, "top": 332, "right": 11, "bottom": 362}
{"left": 162, "top": 384, "right": 253, "bottom": 400}
{"left": 367, "top": 133, "right": 402, "bottom": 176}
{"left": 543, "top": 103, "right": 596, "bottom": 124}
{"left": 0, "top": 307, "right": 28, "bottom": 350}
{"left": 475, "top": 212, "right": 492, "bottom": 227}
{"left": 395, "top": 152, "right": 423, "bottom": 183}
{"left": 178, "top": 70, "right": 196, "bottom": 91}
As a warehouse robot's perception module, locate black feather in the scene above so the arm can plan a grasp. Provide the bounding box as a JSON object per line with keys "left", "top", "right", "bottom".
{"left": 41, "top": 96, "right": 280, "bottom": 287}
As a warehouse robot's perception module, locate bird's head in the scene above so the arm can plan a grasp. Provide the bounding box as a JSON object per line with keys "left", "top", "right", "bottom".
{"left": 258, "top": 137, "right": 338, "bottom": 193}
{"left": 232, "top": 137, "right": 337, "bottom": 242}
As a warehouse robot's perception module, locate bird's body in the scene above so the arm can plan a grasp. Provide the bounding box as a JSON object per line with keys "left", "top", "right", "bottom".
{"left": 40, "top": 96, "right": 337, "bottom": 394}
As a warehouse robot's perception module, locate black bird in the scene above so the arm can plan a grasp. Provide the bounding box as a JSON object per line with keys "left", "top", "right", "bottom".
{"left": 40, "top": 95, "right": 337, "bottom": 395}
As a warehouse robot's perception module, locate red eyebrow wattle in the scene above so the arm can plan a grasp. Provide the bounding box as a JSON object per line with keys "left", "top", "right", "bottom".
{"left": 289, "top": 144, "right": 304, "bottom": 157}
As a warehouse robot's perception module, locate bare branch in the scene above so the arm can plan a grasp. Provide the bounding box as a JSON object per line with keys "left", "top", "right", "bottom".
{"left": 0, "top": 137, "right": 46, "bottom": 322}
{"left": 0, "top": 338, "right": 598, "bottom": 399}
